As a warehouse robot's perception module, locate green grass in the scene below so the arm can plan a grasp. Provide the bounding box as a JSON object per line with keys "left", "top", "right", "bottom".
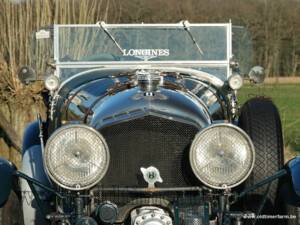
{"left": 238, "top": 83, "right": 300, "bottom": 159}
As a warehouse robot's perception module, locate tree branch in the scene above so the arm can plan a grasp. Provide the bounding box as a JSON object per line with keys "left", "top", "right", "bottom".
{"left": 0, "top": 110, "right": 22, "bottom": 153}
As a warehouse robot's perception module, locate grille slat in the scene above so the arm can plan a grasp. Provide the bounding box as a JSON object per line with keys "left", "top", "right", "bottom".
{"left": 100, "top": 116, "right": 199, "bottom": 187}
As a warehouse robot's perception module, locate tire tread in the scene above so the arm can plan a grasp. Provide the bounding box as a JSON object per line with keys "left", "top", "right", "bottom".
{"left": 239, "top": 97, "right": 284, "bottom": 203}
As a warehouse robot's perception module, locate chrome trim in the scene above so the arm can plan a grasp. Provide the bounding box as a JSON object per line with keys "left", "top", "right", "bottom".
{"left": 56, "top": 66, "right": 224, "bottom": 95}
{"left": 53, "top": 24, "right": 59, "bottom": 61}
{"left": 55, "top": 22, "right": 231, "bottom": 28}
{"left": 55, "top": 61, "right": 229, "bottom": 66}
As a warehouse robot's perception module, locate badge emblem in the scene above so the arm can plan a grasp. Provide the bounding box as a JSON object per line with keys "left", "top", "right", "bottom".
{"left": 140, "top": 166, "right": 163, "bottom": 188}
{"left": 123, "top": 49, "right": 170, "bottom": 61}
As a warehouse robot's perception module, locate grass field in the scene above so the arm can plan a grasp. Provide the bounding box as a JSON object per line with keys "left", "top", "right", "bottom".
{"left": 238, "top": 83, "right": 300, "bottom": 160}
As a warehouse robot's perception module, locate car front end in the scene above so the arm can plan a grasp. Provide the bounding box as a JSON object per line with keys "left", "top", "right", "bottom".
{"left": 0, "top": 22, "right": 299, "bottom": 225}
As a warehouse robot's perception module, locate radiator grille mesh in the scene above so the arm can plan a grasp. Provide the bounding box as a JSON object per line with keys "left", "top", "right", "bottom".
{"left": 99, "top": 116, "right": 199, "bottom": 187}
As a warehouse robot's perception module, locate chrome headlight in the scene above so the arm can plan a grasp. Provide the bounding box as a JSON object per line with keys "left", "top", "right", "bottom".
{"left": 45, "top": 75, "right": 60, "bottom": 91}
{"left": 228, "top": 73, "right": 243, "bottom": 90}
{"left": 190, "top": 124, "right": 255, "bottom": 189}
{"left": 44, "top": 125, "right": 110, "bottom": 190}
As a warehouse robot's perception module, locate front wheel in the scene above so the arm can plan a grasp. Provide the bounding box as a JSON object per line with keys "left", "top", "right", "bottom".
{"left": 285, "top": 205, "right": 300, "bottom": 225}
{"left": 238, "top": 97, "right": 284, "bottom": 224}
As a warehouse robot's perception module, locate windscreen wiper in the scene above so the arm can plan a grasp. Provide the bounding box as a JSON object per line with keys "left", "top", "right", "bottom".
{"left": 96, "top": 21, "right": 124, "bottom": 54}
{"left": 181, "top": 20, "right": 204, "bottom": 55}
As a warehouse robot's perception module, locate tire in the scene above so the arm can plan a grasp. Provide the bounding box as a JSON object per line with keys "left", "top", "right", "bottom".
{"left": 0, "top": 208, "right": 2, "bottom": 225}
{"left": 286, "top": 205, "right": 300, "bottom": 225}
{"left": 277, "top": 162, "right": 300, "bottom": 225}
{"left": 238, "top": 97, "right": 284, "bottom": 224}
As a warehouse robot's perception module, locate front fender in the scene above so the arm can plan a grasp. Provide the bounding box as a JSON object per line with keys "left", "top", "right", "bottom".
{"left": 21, "top": 145, "right": 51, "bottom": 225}
{"left": 22, "top": 121, "right": 40, "bottom": 155}
{"left": 0, "top": 158, "right": 16, "bottom": 207}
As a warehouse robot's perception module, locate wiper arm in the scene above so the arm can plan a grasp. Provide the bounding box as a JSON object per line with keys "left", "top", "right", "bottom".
{"left": 96, "top": 21, "right": 124, "bottom": 54}
{"left": 181, "top": 20, "right": 204, "bottom": 55}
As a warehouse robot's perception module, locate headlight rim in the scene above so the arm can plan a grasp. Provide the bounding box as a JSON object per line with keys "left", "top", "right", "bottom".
{"left": 44, "top": 124, "right": 110, "bottom": 191}
{"left": 189, "top": 123, "right": 255, "bottom": 190}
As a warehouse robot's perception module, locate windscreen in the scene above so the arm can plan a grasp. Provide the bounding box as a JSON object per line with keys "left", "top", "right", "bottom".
{"left": 232, "top": 26, "right": 254, "bottom": 75}
{"left": 54, "top": 24, "right": 231, "bottom": 81}
{"left": 56, "top": 25, "right": 229, "bottom": 62}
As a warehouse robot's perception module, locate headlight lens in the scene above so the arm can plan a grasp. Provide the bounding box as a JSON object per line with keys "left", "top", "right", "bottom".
{"left": 190, "top": 124, "right": 255, "bottom": 189}
{"left": 45, "top": 75, "right": 60, "bottom": 91}
{"left": 228, "top": 73, "right": 243, "bottom": 90}
{"left": 44, "top": 125, "right": 109, "bottom": 190}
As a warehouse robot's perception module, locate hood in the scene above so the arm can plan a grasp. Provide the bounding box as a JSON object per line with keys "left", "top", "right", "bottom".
{"left": 90, "top": 86, "right": 211, "bottom": 130}
{"left": 50, "top": 69, "right": 215, "bottom": 132}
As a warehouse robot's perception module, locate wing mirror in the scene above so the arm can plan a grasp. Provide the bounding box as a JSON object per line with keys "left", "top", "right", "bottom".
{"left": 248, "top": 66, "right": 265, "bottom": 84}
{"left": 0, "top": 157, "right": 16, "bottom": 207}
{"left": 279, "top": 157, "right": 300, "bottom": 207}
{"left": 17, "top": 66, "right": 37, "bottom": 85}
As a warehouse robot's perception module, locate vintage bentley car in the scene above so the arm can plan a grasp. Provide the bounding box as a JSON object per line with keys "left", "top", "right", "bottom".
{"left": 0, "top": 22, "right": 300, "bottom": 225}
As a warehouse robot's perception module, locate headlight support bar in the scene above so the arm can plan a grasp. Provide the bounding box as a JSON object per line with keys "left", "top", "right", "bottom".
{"left": 14, "top": 171, "right": 64, "bottom": 198}
{"left": 13, "top": 171, "right": 65, "bottom": 222}
{"left": 237, "top": 169, "right": 287, "bottom": 200}
{"left": 14, "top": 168, "right": 288, "bottom": 201}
